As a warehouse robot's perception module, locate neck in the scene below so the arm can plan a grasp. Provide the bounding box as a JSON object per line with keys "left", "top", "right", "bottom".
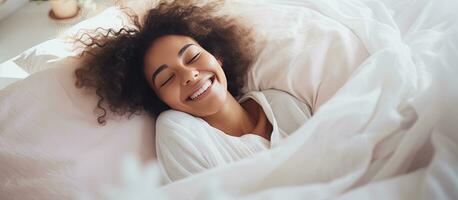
{"left": 202, "top": 91, "right": 257, "bottom": 137}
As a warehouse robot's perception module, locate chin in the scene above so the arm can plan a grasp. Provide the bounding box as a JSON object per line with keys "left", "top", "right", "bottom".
{"left": 192, "top": 96, "right": 228, "bottom": 117}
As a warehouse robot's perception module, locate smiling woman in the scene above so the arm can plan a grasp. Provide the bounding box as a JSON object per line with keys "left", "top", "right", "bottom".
{"left": 75, "top": 0, "right": 254, "bottom": 125}
{"left": 144, "top": 35, "right": 230, "bottom": 118}
{"left": 74, "top": 0, "right": 312, "bottom": 183}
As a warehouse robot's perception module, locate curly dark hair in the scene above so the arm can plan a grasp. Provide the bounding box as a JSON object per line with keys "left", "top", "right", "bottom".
{"left": 74, "top": 0, "right": 255, "bottom": 125}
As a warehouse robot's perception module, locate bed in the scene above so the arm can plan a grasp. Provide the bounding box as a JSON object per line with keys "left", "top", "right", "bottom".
{"left": 1, "top": 0, "right": 457, "bottom": 199}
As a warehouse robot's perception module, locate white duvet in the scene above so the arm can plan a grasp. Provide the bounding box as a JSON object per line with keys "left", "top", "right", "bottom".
{"left": 1, "top": 0, "right": 457, "bottom": 199}
{"left": 151, "top": 0, "right": 458, "bottom": 199}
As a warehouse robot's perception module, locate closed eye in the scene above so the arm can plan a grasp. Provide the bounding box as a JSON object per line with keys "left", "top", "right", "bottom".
{"left": 161, "top": 74, "right": 175, "bottom": 87}
{"left": 187, "top": 52, "right": 201, "bottom": 64}
{"left": 160, "top": 53, "right": 200, "bottom": 87}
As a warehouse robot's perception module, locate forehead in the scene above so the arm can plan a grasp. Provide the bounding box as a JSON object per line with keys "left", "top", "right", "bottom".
{"left": 144, "top": 35, "right": 198, "bottom": 72}
{"left": 148, "top": 35, "right": 197, "bottom": 57}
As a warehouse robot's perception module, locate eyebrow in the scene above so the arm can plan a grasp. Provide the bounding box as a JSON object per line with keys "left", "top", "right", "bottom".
{"left": 151, "top": 43, "right": 195, "bottom": 85}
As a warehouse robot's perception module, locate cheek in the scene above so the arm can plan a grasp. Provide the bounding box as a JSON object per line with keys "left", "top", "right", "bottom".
{"left": 202, "top": 54, "right": 227, "bottom": 85}
{"left": 199, "top": 52, "right": 219, "bottom": 68}
{"left": 216, "top": 65, "right": 228, "bottom": 89}
{"left": 206, "top": 56, "right": 219, "bottom": 67}
{"left": 158, "top": 87, "right": 182, "bottom": 108}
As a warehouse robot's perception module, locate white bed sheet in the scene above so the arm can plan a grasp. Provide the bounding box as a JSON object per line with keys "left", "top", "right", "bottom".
{"left": 0, "top": 60, "right": 28, "bottom": 89}
{"left": 0, "top": 7, "right": 156, "bottom": 199}
{"left": 0, "top": 0, "right": 457, "bottom": 199}
{"left": 123, "top": 0, "right": 457, "bottom": 199}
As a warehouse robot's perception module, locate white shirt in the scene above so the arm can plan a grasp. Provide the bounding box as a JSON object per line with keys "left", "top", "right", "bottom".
{"left": 155, "top": 89, "right": 312, "bottom": 183}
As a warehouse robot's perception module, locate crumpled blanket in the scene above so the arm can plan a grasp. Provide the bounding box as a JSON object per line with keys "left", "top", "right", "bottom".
{"left": 114, "top": 0, "right": 456, "bottom": 199}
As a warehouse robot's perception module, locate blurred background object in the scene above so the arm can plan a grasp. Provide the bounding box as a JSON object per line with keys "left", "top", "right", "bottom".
{"left": 49, "top": 0, "right": 80, "bottom": 19}
{"left": 0, "top": 0, "right": 114, "bottom": 63}
{"left": 0, "top": 0, "right": 115, "bottom": 88}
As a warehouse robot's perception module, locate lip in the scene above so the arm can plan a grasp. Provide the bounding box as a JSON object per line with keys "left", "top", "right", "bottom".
{"left": 186, "top": 75, "right": 216, "bottom": 101}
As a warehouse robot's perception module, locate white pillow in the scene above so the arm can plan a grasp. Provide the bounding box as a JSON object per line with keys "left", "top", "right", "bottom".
{"left": 12, "top": 6, "right": 131, "bottom": 74}
{"left": 11, "top": 38, "right": 77, "bottom": 74}
{"left": 0, "top": 57, "right": 156, "bottom": 199}
{"left": 0, "top": 7, "right": 155, "bottom": 199}
{"left": 0, "top": 60, "right": 28, "bottom": 89}
{"left": 0, "top": 2, "right": 369, "bottom": 199}
{"left": 235, "top": 2, "right": 369, "bottom": 113}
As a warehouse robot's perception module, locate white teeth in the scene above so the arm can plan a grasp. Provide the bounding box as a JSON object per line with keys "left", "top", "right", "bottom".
{"left": 190, "top": 79, "right": 212, "bottom": 100}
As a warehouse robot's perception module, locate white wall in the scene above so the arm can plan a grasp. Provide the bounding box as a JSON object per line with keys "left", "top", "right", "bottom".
{"left": 0, "top": 0, "right": 28, "bottom": 22}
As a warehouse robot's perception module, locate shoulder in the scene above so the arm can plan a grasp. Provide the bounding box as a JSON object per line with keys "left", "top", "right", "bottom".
{"left": 156, "top": 110, "right": 201, "bottom": 128}
{"left": 155, "top": 110, "right": 207, "bottom": 141}
{"left": 154, "top": 110, "right": 211, "bottom": 182}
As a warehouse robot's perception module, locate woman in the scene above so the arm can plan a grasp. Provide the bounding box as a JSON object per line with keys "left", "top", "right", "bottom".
{"left": 75, "top": 0, "right": 312, "bottom": 183}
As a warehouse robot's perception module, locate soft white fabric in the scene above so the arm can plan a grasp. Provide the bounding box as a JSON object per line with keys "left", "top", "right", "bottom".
{"left": 0, "top": 60, "right": 28, "bottom": 89}
{"left": 0, "top": 59, "right": 28, "bottom": 78}
{"left": 232, "top": 2, "right": 369, "bottom": 113}
{"left": 11, "top": 7, "right": 130, "bottom": 74}
{"left": 0, "top": 57, "right": 156, "bottom": 199}
{"left": 142, "top": 0, "right": 456, "bottom": 199}
{"left": 0, "top": 2, "right": 371, "bottom": 199}
{"left": 0, "top": 7, "right": 156, "bottom": 200}
{"left": 155, "top": 89, "right": 311, "bottom": 183}
{"left": 1, "top": 0, "right": 457, "bottom": 199}
{"left": 11, "top": 38, "right": 77, "bottom": 74}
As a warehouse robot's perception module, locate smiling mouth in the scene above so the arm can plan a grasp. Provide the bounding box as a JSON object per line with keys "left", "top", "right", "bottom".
{"left": 187, "top": 75, "right": 216, "bottom": 101}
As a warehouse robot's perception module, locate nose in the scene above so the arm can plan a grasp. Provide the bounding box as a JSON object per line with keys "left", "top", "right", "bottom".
{"left": 181, "top": 68, "right": 199, "bottom": 86}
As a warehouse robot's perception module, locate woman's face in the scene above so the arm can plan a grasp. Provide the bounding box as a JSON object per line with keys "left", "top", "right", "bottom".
{"left": 144, "top": 35, "right": 228, "bottom": 117}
